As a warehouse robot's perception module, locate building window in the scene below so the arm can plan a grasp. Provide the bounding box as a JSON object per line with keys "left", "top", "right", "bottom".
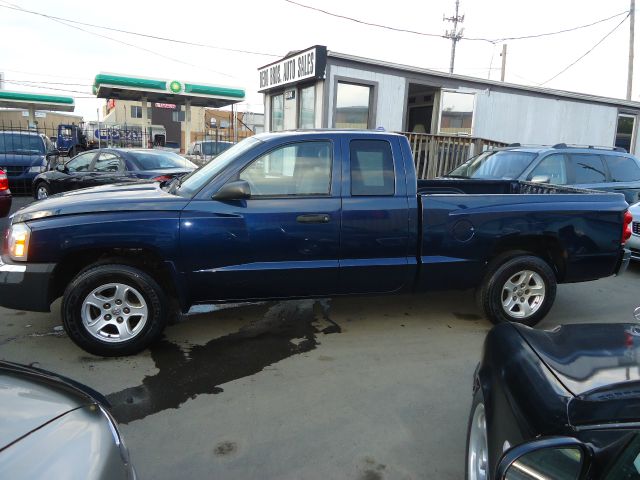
{"left": 299, "top": 85, "right": 315, "bottom": 129}
{"left": 172, "top": 110, "right": 185, "bottom": 122}
{"left": 131, "top": 106, "right": 142, "bottom": 119}
{"left": 335, "top": 82, "right": 371, "bottom": 129}
{"left": 439, "top": 91, "right": 474, "bottom": 135}
{"left": 615, "top": 114, "right": 636, "bottom": 153}
{"left": 271, "top": 94, "right": 284, "bottom": 131}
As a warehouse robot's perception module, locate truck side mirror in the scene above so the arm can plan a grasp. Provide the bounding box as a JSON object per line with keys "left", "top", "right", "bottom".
{"left": 213, "top": 180, "right": 251, "bottom": 200}
{"left": 495, "top": 437, "right": 589, "bottom": 480}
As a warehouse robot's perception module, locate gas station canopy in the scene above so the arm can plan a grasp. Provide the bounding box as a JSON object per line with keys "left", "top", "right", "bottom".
{"left": 93, "top": 73, "right": 245, "bottom": 107}
{"left": 0, "top": 90, "right": 75, "bottom": 112}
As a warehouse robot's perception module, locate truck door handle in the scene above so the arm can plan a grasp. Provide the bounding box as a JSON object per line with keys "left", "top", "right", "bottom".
{"left": 296, "top": 214, "right": 331, "bottom": 223}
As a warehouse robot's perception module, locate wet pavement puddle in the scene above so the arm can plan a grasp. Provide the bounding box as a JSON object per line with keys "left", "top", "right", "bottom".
{"left": 107, "top": 299, "right": 340, "bottom": 424}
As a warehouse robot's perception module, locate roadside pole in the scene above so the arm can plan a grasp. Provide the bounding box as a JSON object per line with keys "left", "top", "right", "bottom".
{"left": 184, "top": 99, "right": 191, "bottom": 154}
{"left": 628, "top": 0, "right": 635, "bottom": 100}
{"left": 500, "top": 44, "right": 507, "bottom": 82}
{"left": 141, "top": 96, "right": 149, "bottom": 148}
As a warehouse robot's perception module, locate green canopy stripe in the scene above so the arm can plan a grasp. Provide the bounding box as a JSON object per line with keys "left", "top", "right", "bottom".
{"left": 94, "top": 74, "right": 166, "bottom": 91}
{"left": 184, "top": 84, "right": 245, "bottom": 98}
{"left": 0, "top": 91, "right": 74, "bottom": 104}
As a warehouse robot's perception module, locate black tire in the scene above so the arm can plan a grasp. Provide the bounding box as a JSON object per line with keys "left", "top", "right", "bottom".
{"left": 34, "top": 181, "right": 51, "bottom": 200}
{"left": 465, "top": 388, "right": 488, "bottom": 480}
{"left": 477, "top": 254, "right": 556, "bottom": 326}
{"left": 62, "top": 264, "right": 168, "bottom": 356}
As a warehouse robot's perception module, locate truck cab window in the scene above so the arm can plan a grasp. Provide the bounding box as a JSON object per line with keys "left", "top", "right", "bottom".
{"left": 350, "top": 140, "right": 395, "bottom": 195}
{"left": 240, "top": 141, "right": 332, "bottom": 196}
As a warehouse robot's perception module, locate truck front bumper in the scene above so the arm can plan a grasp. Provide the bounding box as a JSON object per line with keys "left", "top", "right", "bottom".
{"left": 0, "top": 257, "right": 56, "bottom": 312}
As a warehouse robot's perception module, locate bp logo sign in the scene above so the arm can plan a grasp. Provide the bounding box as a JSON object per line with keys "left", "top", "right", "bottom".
{"left": 169, "top": 81, "right": 183, "bottom": 93}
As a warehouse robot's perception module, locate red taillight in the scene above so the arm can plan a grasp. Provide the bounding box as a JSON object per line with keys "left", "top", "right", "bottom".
{"left": 0, "top": 171, "right": 8, "bottom": 191}
{"left": 623, "top": 210, "right": 633, "bottom": 244}
{"left": 152, "top": 175, "right": 173, "bottom": 182}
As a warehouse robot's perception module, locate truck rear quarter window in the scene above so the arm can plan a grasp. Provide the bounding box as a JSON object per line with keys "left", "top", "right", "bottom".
{"left": 603, "top": 155, "right": 640, "bottom": 182}
{"left": 350, "top": 140, "right": 394, "bottom": 196}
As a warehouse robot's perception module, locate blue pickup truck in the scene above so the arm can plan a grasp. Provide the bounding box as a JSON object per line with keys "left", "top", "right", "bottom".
{"left": 0, "top": 131, "right": 633, "bottom": 356}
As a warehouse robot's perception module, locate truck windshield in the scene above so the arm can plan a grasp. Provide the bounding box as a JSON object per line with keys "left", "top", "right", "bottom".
{"left": 448, "top": 150, "right": 537, "bottom": 179}
{"left": 0, "top": 133, "right": 45, "bottom": 155}
{"left": 176, "top": 137, "right": 262, "bottom": 197}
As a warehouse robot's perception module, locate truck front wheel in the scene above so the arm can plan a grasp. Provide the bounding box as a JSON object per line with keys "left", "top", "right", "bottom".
{"left": 477, "top": 255, "right": 556, "bottom": 326}
{"left": 62, "top": 264, "right": 168, "bottom": 356}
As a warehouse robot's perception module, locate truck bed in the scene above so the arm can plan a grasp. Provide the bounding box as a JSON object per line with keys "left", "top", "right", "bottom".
{"left": 416, "top": 179, "right": 626, "bottom": 292}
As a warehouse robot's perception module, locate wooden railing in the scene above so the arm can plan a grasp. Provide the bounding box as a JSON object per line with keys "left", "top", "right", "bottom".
{"left": 400, "top": 132, "right": 508, "bottom": 179}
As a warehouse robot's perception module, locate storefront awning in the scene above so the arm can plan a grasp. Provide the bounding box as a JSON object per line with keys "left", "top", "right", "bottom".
{"left": 93, "top": 73, "right": 245, "bottom": 108}
{"left": 0, "top": 90, "right": 75, "bottom": 112}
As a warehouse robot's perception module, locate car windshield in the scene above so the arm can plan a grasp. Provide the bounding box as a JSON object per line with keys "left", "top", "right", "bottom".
{"left": 176, "top": 137, "right": 262, "bottom": 197}
{"left": 202, "top": 142, "right": 233, "bottom": 156}
{"left": 448, "top": 150, "right": 538, "bottom": 179}
{"left": 0, "top": 133, "right": 45, "bottom": 155}
{"left": 129, "top": 150, "right": 196, "bottom": 170}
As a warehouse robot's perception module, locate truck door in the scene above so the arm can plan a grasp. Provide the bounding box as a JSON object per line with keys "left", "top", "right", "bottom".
{"left": 180, "top": 139, "right": 342, "bottom": 302}
{"left": 338, "top": 136, "right": 412, "bottom": 294}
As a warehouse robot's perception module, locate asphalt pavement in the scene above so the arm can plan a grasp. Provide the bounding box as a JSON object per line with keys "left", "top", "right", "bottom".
{"left": 1, "top": 195, "right": 639, "bottom": 479}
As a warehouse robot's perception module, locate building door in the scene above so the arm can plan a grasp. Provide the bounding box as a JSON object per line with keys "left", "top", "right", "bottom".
{"left": 615, "top": 113, "right": 636, "bottom": 153}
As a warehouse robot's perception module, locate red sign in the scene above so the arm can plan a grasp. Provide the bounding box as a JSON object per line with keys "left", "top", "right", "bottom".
{"left": 155, "top": 103, "right": 176, "bottom": 109}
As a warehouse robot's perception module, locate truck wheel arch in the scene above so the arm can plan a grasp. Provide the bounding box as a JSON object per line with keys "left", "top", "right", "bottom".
{"left": 49, "top": 248, "right": 186, "bottom": 313}
{"left": 489, "top": 236, "right": 566, "bottom": 282}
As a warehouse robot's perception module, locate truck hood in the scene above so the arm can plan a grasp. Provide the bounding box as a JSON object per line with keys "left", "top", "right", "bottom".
{"left": 0, "top": 361, "right": 105, "bottom": 450}
{"left": 12, "top": 182, "right": 189, "bottom": 223}
{"left": 0, "top": 153, "right": 45, "bottom": 167}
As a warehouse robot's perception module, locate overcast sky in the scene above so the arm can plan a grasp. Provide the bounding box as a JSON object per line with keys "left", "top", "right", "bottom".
{"left": 0, "top": 0, "right": 635, "bottom": 120}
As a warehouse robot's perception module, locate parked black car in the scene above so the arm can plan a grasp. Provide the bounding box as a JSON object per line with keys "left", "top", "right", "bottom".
{"left": 32, "top": 148, "right": 197, "bottom": 200}
{"left": 467, "top": 322, "right": 640, "bottom": 479}
{"left": 0, "top": 360, "right": 135, "bottom": 478}
{"left": 448, "top": 144, "right": 640, "bottom": 204}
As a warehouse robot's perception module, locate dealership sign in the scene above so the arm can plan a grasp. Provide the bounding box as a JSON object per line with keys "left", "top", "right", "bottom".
{"left": 258, "top": 46, "right": 327, "bottom": 92}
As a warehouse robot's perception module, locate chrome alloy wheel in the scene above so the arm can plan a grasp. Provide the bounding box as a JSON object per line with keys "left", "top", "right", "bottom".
{"left": 81, "top": 283, "right": 148, "bottom": 343}
{"left": 468, "top": 402, "right": 488, "bottom": 480}
{"left": 501, "top": 270, "right": 546, "bottom": 319}
{"left": 36, "top": 185, "right": 49, "bottom": 200}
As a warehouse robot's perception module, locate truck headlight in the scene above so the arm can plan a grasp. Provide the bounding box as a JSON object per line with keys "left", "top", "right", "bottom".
{"left": 8, "top": 223, "right": 30, "bottom": 261}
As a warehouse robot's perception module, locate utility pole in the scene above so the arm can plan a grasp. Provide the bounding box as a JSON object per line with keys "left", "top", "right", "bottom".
{"left": 628, "top": 0, "right": 635, "bottom": 100}
{"left": 444, "top": 0, "right": 464, "bottom": 74}
{"left": 500, "top": 44, "right": 507, "bottom": 82}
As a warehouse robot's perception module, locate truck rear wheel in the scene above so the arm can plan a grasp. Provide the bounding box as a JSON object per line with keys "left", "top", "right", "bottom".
{"left": 477, "top": 255, "right": 556, "bottom": 326}
{"left": 62, "top": 264, "right": 168, "bottom": 356}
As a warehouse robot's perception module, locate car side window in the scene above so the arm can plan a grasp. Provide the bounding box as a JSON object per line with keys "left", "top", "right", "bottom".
{"left": 603, "top": 155, "right": 640, "bottom": 182}
{"left": 568, "top": 153, "right": 607, "bottom": 184}
{"left": 66, "top": 152, "right": 94, "bottom": 172}
{"left": 350, "top": 140, "right": 395, "bottom": 196}
{"left": 93, "top": 152, "right": 122, "bottom": 172}
{"left": 239, "top": 141, "right": 332, "bottom": 196}
{"left": 528, "top": 154, "right": 568, "bottom": 184}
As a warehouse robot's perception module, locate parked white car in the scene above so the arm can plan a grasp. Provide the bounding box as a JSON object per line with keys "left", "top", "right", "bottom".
{"left": 629, "top": 201, "right": 640, "bottom": 261}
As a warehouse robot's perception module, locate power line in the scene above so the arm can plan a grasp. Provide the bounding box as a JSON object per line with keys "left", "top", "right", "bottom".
{"left": 283, "top": 0, "right": 629, "bottom": 44}
{"left": 7, "top": 79, "right": 92, "bottom": 87}
{"left": 0, "top": 68, "right": 93, "bottom": 82}
{"left": 540, "top": 13, "right": 630, "bottom": 85}
{"left": 0, "top": 1, "right": 241, "bottom": 80}
{"left": 0, "top": 3, "right": 280, "bottom": 57}
{"left": 2, "top": 80, "right": 93, "bottom": 95}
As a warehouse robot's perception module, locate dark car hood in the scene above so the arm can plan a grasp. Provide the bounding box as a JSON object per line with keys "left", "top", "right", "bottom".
{"left": 12, "top": 182, "right": 189, "bottom": 223}
{"left": 516, "top": 323, "right": 640, "bottom": 426}
{"left": 0, "top": 153, "right": 45, "bottom": 167}
{"left": 516, "top": 323, "right": 640, "bottom": 396}
{"left": 0, "top": 361, "right": 106, "bottom": 450}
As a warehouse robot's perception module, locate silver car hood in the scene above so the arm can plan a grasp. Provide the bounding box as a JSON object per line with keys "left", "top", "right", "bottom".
{"left": 0, "top": 364, "right": 98, "bottom": 450}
